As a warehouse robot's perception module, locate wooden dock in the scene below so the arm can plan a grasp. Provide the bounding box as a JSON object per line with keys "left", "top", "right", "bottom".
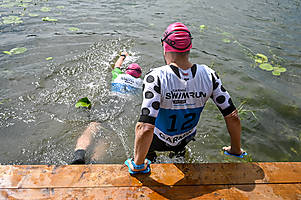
{"left": 0, "top": 162, "right": 300, "bottom": 199}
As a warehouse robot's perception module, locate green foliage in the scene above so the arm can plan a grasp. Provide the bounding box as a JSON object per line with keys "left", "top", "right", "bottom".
{"left": 75, "top": 97, "right": 91, "bottom": 109}
{"left": 28, "top": 13, "right": 39, "bottom": 17}
{"left": 222, "top": 38, "right": 231, "bottom": 43}
{"left": 272, "top": 66, "right": 287, "bottom": 76}
{"left": 2, "top": 15, "right": 23, "bottom": 24}
{"left": 199, "top": 24, "right": 207, "bottom": 32}
{"left": 18, "top": 3, "right": 29, "bottom": 7}
{"left": 255, "top": 53, "right": 268, "bottom": 63}
{"left": 3, "top": 51, "right": 11, "bottom": 55}
{"left": 253, "top": 53, "right": 287, "bottom": 76}
{"left": 40, "top": 7, "right": 51, "bottom": 12}
{"left": 206, "top": 26, "right": 288, "bottom": 76}
{"left": 237, "top": 100, "right": 257, "bottom": 121}
{"left": 0, "top": 2, "right": 17, "bottom": 8}
{"left": 259, "top": 63, "right": 273, "bottom": 71}
{"left": 68, "top": 27, "right": 79, "bottom": 31}
{"left": 42, "top": 17, "right": 57, "bottom": 22}
{"left": 3, "top": 47, "right": 27, "bottom": 55}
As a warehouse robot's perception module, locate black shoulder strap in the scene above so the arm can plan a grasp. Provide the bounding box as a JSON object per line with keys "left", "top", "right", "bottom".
{"left": 191, "top": 64, "right": 197, "bottom": 78}
{"left": 170, "top": 65, "right": 181, "bottom": 79}
{"left": 170, "top": 64, "right": 197, "bottom": 79}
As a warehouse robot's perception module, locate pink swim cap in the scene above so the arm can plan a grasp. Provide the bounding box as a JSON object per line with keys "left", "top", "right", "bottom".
{"left": 161, "top": 22, "right": 192, "bottom": 52}
{"left": 126, "top": 63, "right": 142, "bottom": 78}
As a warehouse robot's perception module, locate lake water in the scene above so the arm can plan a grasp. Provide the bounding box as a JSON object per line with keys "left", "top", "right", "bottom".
{"left": 0, "top": 0, "right": 300, "bottom": 164}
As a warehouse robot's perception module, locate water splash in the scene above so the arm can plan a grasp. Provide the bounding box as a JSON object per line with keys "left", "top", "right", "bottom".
{"left": 1, "top": 38, "right": 142, "bottom": 164}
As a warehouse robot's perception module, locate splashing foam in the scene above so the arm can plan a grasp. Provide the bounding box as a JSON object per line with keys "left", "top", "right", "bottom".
{"left": 4, "top": 38, "right": 142, "bottom": 164}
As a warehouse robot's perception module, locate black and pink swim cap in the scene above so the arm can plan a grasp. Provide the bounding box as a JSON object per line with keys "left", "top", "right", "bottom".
{"left": 161, "top": 22, "right": 192, "bottom": 52}
{"left": 126, "top": 63, "right": 142, "bottom": 78}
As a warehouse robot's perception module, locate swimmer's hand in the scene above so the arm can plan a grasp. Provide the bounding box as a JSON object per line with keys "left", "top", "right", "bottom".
{"left": 223, "top": 146, "right": 247, "bottom": 158}
{"left": 120, "top": 52, "right": 129, "bottom": 57}
{"left": 124, "top": 158, "right": 151, "bottom": 175}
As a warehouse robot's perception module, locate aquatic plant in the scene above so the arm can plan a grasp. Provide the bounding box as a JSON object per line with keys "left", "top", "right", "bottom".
{"left": 206, "top": 26, "right": 288, "bottom": 76}
{"left": 18, "top": 3, "right": 30, "bottom": 8}
{"left": 68, "top": 27, "right": 79, "bottom": 31}
{"left": 75, "top": 97, "right": 91, "bottom": 109}
{"left": 40, "top": 7, "right": 51, "bottom": 12}
{"left": 199, "top": 24, "right": 207, "bottom": 32}
{"left": 254, "top": 53, "right": 268, "bottom": 63}
{"left": 237, "top": 100, "right": 257, "bottom": 120}
{"left": 254, "top": 53, "right": 287, "bottom": 76}
{"left": 272, "top": 66, "right": 286, "bottom": 76}
{"left": 3, "top": 47, "right": 27, "bottom": 55}
{"left": 222, "top": 38, "right": 231, "bottom": 43}
{"left": 2, "top": 15, "right": 23, "bottom": 24}
{"left": 16, "top": 0, "right": 33, "bottom": 2}
{"left": 0, "top": 2, "right": 17, "bottom": 8}
{"left": 42, "top": 17, "right": 57, "bottom": 22}
{"left": 258, "top": 63, "right": 273, "bottom": 71}
{"left": 28, "top": 13, "right": 39, "bottom": 17}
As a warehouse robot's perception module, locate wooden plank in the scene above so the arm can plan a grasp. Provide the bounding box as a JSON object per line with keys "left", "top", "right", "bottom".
{"left": 1, "top": 184, "right": 301, "bottom": 200}
{"left": 1, "top": 163, "right": 301, "bottom": 189}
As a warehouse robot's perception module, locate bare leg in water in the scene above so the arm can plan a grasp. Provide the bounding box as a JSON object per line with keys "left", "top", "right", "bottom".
{"left": 71, "top": 122, "right": 100, "bottom": 164}
{"left": 91, "top": 139, "right": 106, "bottom": 162}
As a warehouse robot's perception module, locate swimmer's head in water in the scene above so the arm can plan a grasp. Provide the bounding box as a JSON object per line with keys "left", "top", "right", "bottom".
{"left": 126, "top": 63, "right": 142, "bottom": 78}
{"left": 161, "top": 22, "right": 192, "bottom": 53}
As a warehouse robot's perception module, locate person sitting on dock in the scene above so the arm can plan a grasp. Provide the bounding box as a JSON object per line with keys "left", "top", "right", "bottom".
{"left": 125, "top": 22, "right": 246, "bottom": 174}
{"left": 71, "top": 52, "right": 143, "bottom": 164}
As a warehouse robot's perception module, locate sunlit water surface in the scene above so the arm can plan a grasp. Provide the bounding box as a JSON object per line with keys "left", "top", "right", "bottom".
{"left": 0, "top": 0, "right": 300, "bottom": 164}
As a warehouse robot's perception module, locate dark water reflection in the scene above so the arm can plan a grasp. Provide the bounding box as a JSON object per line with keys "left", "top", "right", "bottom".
{"left": 0, "top": 0, "right": 300, "bottom": 164}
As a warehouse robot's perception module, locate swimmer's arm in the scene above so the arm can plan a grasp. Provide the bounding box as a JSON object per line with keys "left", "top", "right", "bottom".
{"left": 224, "top": 109, "right": 242, "bottom": 155}
{"left": 134, "top": 122, "right": 155, "bottom": 165}
{"left": 113, "top": 52, "right": 128, "bottom": 69}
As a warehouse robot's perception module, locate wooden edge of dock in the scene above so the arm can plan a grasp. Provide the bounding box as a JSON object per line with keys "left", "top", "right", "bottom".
{"left": 0, "top": 162, "right": 300, "bottom": 199}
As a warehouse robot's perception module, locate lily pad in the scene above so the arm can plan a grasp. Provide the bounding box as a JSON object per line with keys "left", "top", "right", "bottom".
{"left": 3, "top": 47, "right": 27, "bottom": 55}
{"left": 56, "top": 6, "right": 64, "bottom": 9}
{"left": 75, "top": 97, "right": 91, "bottom": 109}
{"left": 273, "top": 66, "right": 286, "bottom": 73}
{"left": 221, "top": 31, "right": 232, "bottom": 37}
{"left": 11, "top": 47, "right": 27, "bottom": 54}
{"left": 40, "top": 7, "right": 51, "bottom": 12}
{"left": 2, "top": 15, "right": 23, "bottom": 24}
{"left": 259, "top": 63, "right": 273, "bottom": 71}
{"left": 46, "top": 57, "right": 53, "bottom": 60}
{"left": 272, "top": 66, "right": 287, "bottom": 76}
{"left": 42, "top": 17, "right": 58, "bottom": 22}
{"left": 3, "top": 51, "right": 12, "bottom": 55}
{"left": 18, "top": 3, "right": 29, "bottom": 7}
{"left": 0, "top": 2, "right": 16, "bottom": 8}
{"left": 200, "top": 24, "right": 207, "bottom": 31}
{"left": 28, "top": 13, "right": 39, "bottom": 17}
{"left": 68, "top": 27, "right": 79, "bottom": 31}
{"left": 272, "top": 71, "right": 281, "bottom": 76}
{"left": 222, "top": 38, "right": 231, "bottom": 43}
{"left": 255, "top": 53, "right": 268, "bottom": 63}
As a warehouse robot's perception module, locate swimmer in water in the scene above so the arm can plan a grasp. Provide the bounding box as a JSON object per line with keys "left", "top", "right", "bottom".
{"left": 71, "top": 52, "right": 143, "bottom": 164}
